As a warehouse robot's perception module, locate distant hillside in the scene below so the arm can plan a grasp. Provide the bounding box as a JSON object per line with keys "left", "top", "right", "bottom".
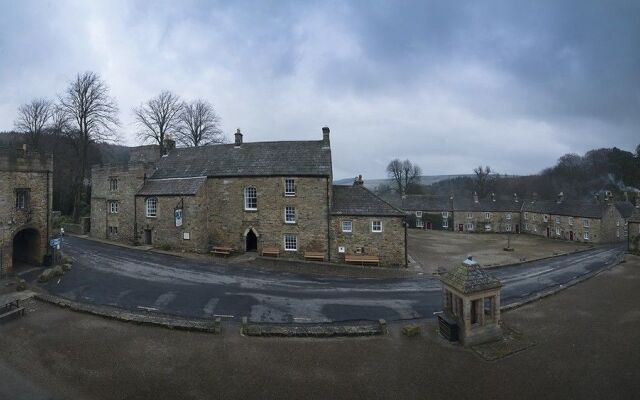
{"left": 333, "top": 174, "right": 474, "bottom": 189}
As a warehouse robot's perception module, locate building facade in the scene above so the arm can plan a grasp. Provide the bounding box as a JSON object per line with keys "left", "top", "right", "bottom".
{"left": 628, "top": 203, "right": 640, "bottom": 254}
{"left": 0, "top": 146, "right": 53, "bottom": 276}
{"left": 91, "top": 128, "right": 407, "bottom": 267}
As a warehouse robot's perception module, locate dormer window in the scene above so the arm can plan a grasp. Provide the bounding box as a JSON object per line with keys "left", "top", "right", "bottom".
{"left": 284, "top": 179, "right": 296, "bottom": 196}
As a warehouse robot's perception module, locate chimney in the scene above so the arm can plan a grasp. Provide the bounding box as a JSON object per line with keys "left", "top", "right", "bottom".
{"left": 513, "top": 193, "right": 519, "bottom": 203}
{"left": 473, "top": 191, "right": 478, "bottom": 203}
{"left": 353, "top": 174, "right": 364, "bottom": 186}
{"left": 234, "top": 128, "right": 243, "bottom": 147}
{"left": 557, "top": 191, "right": 564, "bottom": 204}
{"left": 322, "top": 126, "right": 330, "bottom": 141}
{"left": 163, "top": 136, "right": 176, "bottom": 154}
{"left": 491, "top": 192, "right": 496, "bottom": 202}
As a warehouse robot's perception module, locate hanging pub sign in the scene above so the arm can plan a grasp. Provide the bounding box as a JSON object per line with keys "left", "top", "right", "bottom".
{"left": 175, "top": 209, "right": 183, "bottom": 227}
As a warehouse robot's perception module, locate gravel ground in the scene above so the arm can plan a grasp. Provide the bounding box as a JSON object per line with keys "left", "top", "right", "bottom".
{"left": 409, "top": 229, "right": 591, "bottom": 273}
{"left": 0, "top": 255, "right": 638, "bottom": 399}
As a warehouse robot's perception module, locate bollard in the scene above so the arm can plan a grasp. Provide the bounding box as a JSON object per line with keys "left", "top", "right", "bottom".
{"left": 379, "top": 319, "right": 387, "bottom": 335}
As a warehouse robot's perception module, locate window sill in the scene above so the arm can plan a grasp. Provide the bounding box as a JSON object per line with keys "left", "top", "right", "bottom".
{"left": 146, "top": 216, "right": 157, "bottom": 219}
{"left": 285, "top": 221, "right": 297, "bottom": 225}
{"left": 284, "top": 249, "right": 298, "bottom": 252}
{"left": 244, "top": 209, "right": 258, "bottom": 212}
{"left": 284, "top": 194, "right": 296, "bottom": 197}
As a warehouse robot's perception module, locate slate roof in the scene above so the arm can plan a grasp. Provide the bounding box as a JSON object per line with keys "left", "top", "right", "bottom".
{"left": 150, "top": 140, "right": 332, "bottom": 179}
{"left": 521, "top": 200, "right": 609, "bottom": 218}
{"left": 381, "top": 194, "right": 452, "bottom": 212}
{"left": 614, "top": 201, "right": 635, "bottom": 218}
{"left": 332, "top": 185, "right": 404, "bottom": 217}
{"left": 453, "top": 196, "right": 523, "bottom": 212}
{"left": 440, "top": 258, "right": 502, "bottom": 294}
{"left": 136, "top": 177, "right": 206, "bottom": 196}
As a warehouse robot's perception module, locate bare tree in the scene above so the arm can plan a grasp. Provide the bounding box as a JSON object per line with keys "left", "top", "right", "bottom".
{"left": 177, "top": 99, "right": 224, "bottom": 147}
{"left": 14, "top": 98, "right": 53, "bottom": 149}
{"left": 134, "top": 90, "right": 183, "bottom": 155}
{"left": 473, "top": 165, "right": 492, "bottom": 198}
{"left": 48, "top": 105, "right": 72, "bottom": 136}
{"left": 59, "top": 71, "right": 120, "bottom": 221}
{"left": 387, "top": 159, "right": 422, "bottom": 195}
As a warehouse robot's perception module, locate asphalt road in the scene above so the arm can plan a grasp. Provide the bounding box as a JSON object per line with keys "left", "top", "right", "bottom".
{"left": 26, "top": 236, "right": 624, "bottom": 323}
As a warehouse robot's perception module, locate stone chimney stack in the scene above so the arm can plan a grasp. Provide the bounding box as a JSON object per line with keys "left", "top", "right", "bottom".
{"left": 163, "top": 136, "right": 176, "bottom": 154}
{"left": 234, "top": 128, "right": 243, "bottom": 147}
{"left": 473, "top": 192, "right": 479, "bottom": 203}
{"left": 557, "top": 191, "right": 564, "bottom": 204}
{"left": 353, "top": 174, "right": 364, "bottom": 186}
{"left": 322, "top": 126, "right": 330, "bottom": 144}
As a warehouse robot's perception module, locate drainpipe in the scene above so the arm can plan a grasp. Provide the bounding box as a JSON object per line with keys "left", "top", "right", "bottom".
{"left": 46, "top": 169, "right": 50, "bottom": 261}
{"left": 404, "top": 219, "right": 408, "bottom": 267}
{"left": 326, "top": 177, "right": 331, "bottom": 263}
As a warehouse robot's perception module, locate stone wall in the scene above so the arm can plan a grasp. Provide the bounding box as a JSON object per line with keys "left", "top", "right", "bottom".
{"left": 90, "top": 162, "right": 155, "bottom": 244}
{"left": 453, "top": 211, "right": 521, "bottom": 234}
{"left": 0, "top": 151, "right": 53, "bottom": 275}
{"left": 135, "top": 190, "right": 209, "bottom": 253}
{"left": 206, "top": 176, "right": 331, "bottom": 259}
{"left": 599, "top": 203, "right": 627, "bottom": 243}
{"left": 629, "top": 221, "right": 640, "bottom": 254}
{"left": 330, "top": 215, "right": 406, "bottom": 267}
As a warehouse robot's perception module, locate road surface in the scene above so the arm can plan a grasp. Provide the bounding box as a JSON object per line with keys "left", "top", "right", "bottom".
{"left": 26, "top": 236, "right": 624, "bottom": 323}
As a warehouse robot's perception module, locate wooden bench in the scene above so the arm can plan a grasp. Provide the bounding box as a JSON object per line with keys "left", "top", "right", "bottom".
{"left": 261, "top": 247, "right": 280, "bottom": 257}
{"left": 210, "top": 246, "right": 234, "bottom": 257}
{"left": 0, "top": 307, "right": 25, "bottom": 321}
{"left": 345, "top": 255, "right": 380, "bottom": 267}
{"left": 0, "top": 296, "right": 26, "bottom": 322}
{"left": 304, "top": 251, "right": 325, "bottom": 262}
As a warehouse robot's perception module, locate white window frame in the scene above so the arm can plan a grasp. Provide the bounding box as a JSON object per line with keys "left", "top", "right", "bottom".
{"left": 109, "top": 178, "right": 118, "bottom": 191}
{"left": 524, "top": 223, "right": 529, "bottom": 231}
{"left": 543, "top": 215, "right": 549, "bottom": 222}
{"left": 568, "top": 217, "right": 573, "bottom": 226}
{"left": 583, "top": 230, "right": 590, "bottom": 240}
{"left": 146, "top": 197, "right": 157, "bottom": 218}
{"left": 109, "top": 201, "right": 118, "bottom": 214}
{"left": 485, "top": 212, "right": 491, "bottom": 220}
{"left": 442, "top": 219, "right": 449, "bottom": 228}
{"left": 284, "top": 206, "right": 296, "bottom": 224}
{"left": 15, "top": 189, "right": 29, "bottom": 209}
{"left": 506, "top": 213, "right": 512, "bottom": 220}
{"left": 532, "top": 214, "right": 536, "bottom": 221}
{"left": 555, "top": 227, "right": 560, "bottom": 236}
{"left": 284, "top": 234, "right": 298, "bottom": 251}
{"left": 485, "top": 223, "right": 492, "bottom": 232}
{"left": 284, "top": 178, "right": 296, "bottom": 196}
{"left": 442, "top": 211, "right": 449, "bottom": 218}
{"left": 416, "top": 211, "right": 423, "bottom": 218}
{"left": 524, "top": 212, "right": 528, "bottom": 220}
{"left": 467, "top": 212, "right": 473, "bottom": 219}
{"left": 466, "top": 222, "right": 474, "bottom": 231}
{"left": 371, "top": 220, "right": 382, "bottom": 233}
{"left": 416, "top": 219, "right": 424, "bottom": 228}
{"left": 342, "top": 220, "right": 352, "bottom": 233}
{"left": 506, "top": 224, "right": 512, "bottom": 232}
{"left": 244, "top": 187, "right": 257, "bottom": 210}
{"left": 583, "top": 218, "right": 590, "bottom": 228}
{"left": 555, "top": 216, "right": 560, "bottom": 224}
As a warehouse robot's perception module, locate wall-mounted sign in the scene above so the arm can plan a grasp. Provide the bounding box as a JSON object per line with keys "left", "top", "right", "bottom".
{"left": 338, "top": 246, "right": 345, "bottom": 254}
{"left": 175, "top": 209, "right": 183, "bottom": 227}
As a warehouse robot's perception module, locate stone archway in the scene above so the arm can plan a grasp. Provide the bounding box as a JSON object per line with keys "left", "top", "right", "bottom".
{"left": 12, "top": 228, "right": 41, "bottom": 269}
{"left": 243, "top": 227, "right": 259, "bottom": 252}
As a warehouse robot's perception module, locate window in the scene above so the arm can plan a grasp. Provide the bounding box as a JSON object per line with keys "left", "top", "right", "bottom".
{"left": 532, "top": 214, "right": 536, "bottom": 221}
{"left": 555, "top": 216, "right": 560, "bottom": 224}
{"left": 442, "top": 211, "right": 449, "bottom": 218}
{"left": 583, "top": 231, "right": 590, "bottom": 240}
{"left": 342, "top": 220, "right": 353, "bottom": 232}
{"left": 109, "top": 178, "right": 118, "bottom": 191}
{"left": 568, "top": 217, "right": 573, "bottom": 226}
{"left": 284, "top": 234, "right": 297, "bottom": 251}
{"left": 146, "top": 197, "right": 157, "bottom": 217}
{"left": 416, "top": 219, "right": 424, "bottom": 228}
{"left": 466, "top": 222, "right": 474, "bottom": 231}
{"left": 524, "top": 223, "right": 529, "bottom": 231}
{"left": 467, "top": 212, "right": 473, "bottom": 219}
{"left": 616, "top": 229, "right": 620, "bottom": 238}
{"left": 485, "top": 223, "right": 492, "bottom": 232}
{"left": 506, "top": 213, "right": 512, "bottom": 220}
{"left": 543, "top": 215, "right": 549, "bottom": 222}
{"left": 108, "top": 226, "right": 118, "bottom": 235}
{"left": 484, "top": 297, "right": 494, "bottom": 320}
{"left": 583, "top": 219, "right": 590, "bottom": 228}
{"left": 15, "top": 189, "right": 29, "bottom": 209}
{"left": 616, "top": 220, "right": 620, "bottom": 227}
{"left": 371, "top": 220, "right": 382, "bottom": 232}
{"left": 442, "top": 219, "right": 449, "bottom": 228}
{"left": 506, "top": 224, "right": 512, "bottom": 232}
{"left": 485, "top": 212, "right": 491, "bottom": 220}
{"left": 284, "top": 206, "right": 296, "bottom": 223}
{"left": 534, "top": 225, "right": 538, "bottom": 232}
{"left": 109, "top": 201, "right": 118, "bottom": 214}
{"left": 284, "top": 179, "right": 295, "bottom": 196}
{"left": 244, "top": 187, "right": 257, "bottom": 210}
{"left": 524, "top": 212, "right": 529, "bottom": 220}
{"left": 555, "top": 227, "right": 560, "bottom": 236}
{"left": 416, "top": 211, "right": 423, "bottom": 218}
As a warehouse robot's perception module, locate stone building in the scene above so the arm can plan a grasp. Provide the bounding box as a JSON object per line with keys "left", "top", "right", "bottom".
{"left": 452, "top": 192, "right": 522, "bottom": 234}
{"left": 522, "top": 192, "right": 632, "bottom": 244}
{"left": 384, "top": 195, "right": 453, "bottom": 231}
{"left": 91, "top": 127, "right": 407, "bottom": 267}
{"left": 0, "top": 145, "right": 53, "bottom": 276}
{"left": 628, "top": 201, "right": 640, "bottom": 254}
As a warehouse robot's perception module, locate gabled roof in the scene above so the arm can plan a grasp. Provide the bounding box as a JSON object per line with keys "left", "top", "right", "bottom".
{"left": 453, "top": 196, "right": 522, "bottom": 212}
{"left": 441, "top": 259, "right": 502, "bottom": 294}
{"left": 136, "top": 177, "right": 206, "bottom": 196}
{"left": 150, "top": 140, "right": 332, "bottom": 179}
{"left": 522, "top": 200, "right": 608, "bottom": 218}
{"left": 615, "top": 201, "right": 635, "bottom": 218}
{"left": 381, "top": 194, "right": 452, "bottom": 212}
{"left": 332, "top": 185, "right": 404, "bottom": 217}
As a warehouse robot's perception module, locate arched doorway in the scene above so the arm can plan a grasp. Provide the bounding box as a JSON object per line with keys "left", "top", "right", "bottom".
{"left": 245, "top": 228, "right": 258, "bottom": 252}
{"left": 12, "top": 228, "right": 41, "bottom": 269}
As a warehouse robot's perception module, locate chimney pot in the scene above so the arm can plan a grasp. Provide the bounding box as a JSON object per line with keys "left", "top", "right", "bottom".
{"left": 322, "top": 126, "right": 330, "bottom": 143}
{"left": 234, "top": 128, "right": 243, "bottom": 147}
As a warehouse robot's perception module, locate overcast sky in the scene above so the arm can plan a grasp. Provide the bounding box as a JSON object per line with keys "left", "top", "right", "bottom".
{"left": 1, "top": 0, "right": 638, "bottom": 180}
